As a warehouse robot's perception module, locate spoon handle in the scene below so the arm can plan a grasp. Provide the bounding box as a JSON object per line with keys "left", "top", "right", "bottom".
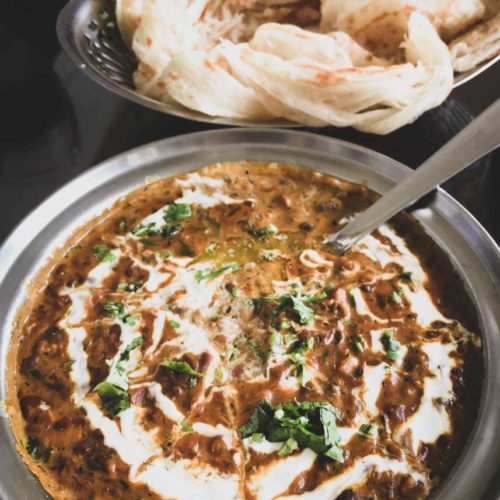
{"left": 328, "top": 98, "right": 500, "bottom": 253}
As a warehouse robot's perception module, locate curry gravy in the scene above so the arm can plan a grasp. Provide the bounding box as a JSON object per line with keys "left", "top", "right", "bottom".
{"left": 7, "top": 162, "right": 482, "bottom": 499}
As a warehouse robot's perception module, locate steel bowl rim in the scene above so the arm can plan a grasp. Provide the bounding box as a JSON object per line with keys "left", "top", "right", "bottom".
{"left": 1, "top": 128, "right": 499, "bottom": 500}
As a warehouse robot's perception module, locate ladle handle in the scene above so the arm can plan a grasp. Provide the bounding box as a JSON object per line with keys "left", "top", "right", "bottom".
{"left": 328, "top": 98, "right": 500, "bottom": 253}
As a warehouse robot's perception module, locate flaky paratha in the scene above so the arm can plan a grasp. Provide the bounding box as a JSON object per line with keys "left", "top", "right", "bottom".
{"left": 216, "top": 14, "right": 452, "bottom": 133}
{"left": 320, "top": 0, "right": 485, "bottom": 54}
{"left": 116, "top": 0, "right": 498, "bottom": 132}
{"left": 165, "top": 48, "right": 272, "bottom": 119}
{"left": 450, "top": 9, "right": 500, "bottom": 71}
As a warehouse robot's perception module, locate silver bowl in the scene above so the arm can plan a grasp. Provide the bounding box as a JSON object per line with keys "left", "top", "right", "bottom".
{"left": 56, "top": 0, "right": 294, "bottom": 127}
{"left": 1, "top": 129, "right": 499, "bottom": 499}
{"left": 56, "top": 0, "right": 500, "bottom": 128}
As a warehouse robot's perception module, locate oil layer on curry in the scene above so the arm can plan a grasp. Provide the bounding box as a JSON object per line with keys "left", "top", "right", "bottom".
{"left": 7, "top": 162, "right": 482, "bottom": 499}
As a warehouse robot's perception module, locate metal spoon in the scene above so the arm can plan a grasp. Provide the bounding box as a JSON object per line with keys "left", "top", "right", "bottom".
{"left": 326, "top": 98, "right": 500, "bottom": 254}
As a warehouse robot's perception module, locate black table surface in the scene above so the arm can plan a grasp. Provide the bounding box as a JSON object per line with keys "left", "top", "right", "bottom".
{"left": 0, "top": 4, "right": 499, "bottom": 499}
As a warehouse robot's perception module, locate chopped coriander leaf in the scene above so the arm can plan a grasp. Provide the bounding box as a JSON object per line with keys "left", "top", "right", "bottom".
{"left": 105, "top": 302, "right": 140, "bottom": 326}
{"left": 359, "top": 423, "right": 377, "bottom": 437}
{"left": 157, "top": 249, "right": 173, "bottom": 259}
{"left": 239, "top": 401, "right": 273, "bottom": 437}
{"left": 26, "top": 436, "right": 52, "bottom": 463}
{"left": 120, "top": 336, "right": 143, "bottom": 362}
{"left": 92, "top": 243, "right": 115, "bottom": 262}
{"left": 132, "top": 222, "right": 160, "bottom": 238}
{"left": 247, "top": 221, "right": 277, "bottom": 238}
{"left": 381, "top": 330, "right": 401, "bottom": 361}
{"left": 239, "top": 401, "right": 343, "bottom": 462}
{"left": 320, "top": 404, "right": 341, "bottom": 434}
{"left": 287, "top": 337, "right": 314, "bottom": 384}
{"left": 351, "top": 335, "right": 364, "bottom": 353}
{"left": 280, "top": 321, "right": 291, "bottom": 330}
{"left": 250, "top": 432, "right": 264, "bottom": 443}
{"left": 180, "top": 418, "right": 193, "bottom": 432}
{"left": 26, "top": 436, "right": 41, "bottom": 460}
{"left": 400, "top": 271, "right": 413, "bottom": 283}
{"left": 303, "top": 290, "right": 328, "bottom": 302}
{"left": 106, "top": 361, "right": 126, "bottom": 384}
{"left": 104, "top": 301, "right": 125, "bottom": 318}
{"left": 278, "top": 437, "right": 299, "bottom": 456}
{"left": 162, "top": 358, "right": 204, "bottom": 377}
{"left": 169, "top": 319, "right": 180, "bottom": 329}
{"left": 254, "top": 287, "right": 325, "bottom": 325}
{"left": 164, "top": 203, "right": 192, "bottom": 224}
{"left": 273, "top": 294, "right": 314, "bottom": 324}
{"left": 123, "top": 313, "right": 140, "bottom": 326}
{"left": 132, "top": 204, "right": 190, "bottom": 239}
{"left": 284, "top": 333, "right": 299, "bottom": 346}
{"left": 195, "top": 262, "right": 241, "bottom": 283}
{"left": 268, "top": 330, "right": 283, "bottom": 355}
{"left": 63, "top": 360, "right": 75, "bottom": 369}
{"left": 389, "top": 287, "right": 404, "bottom": 304}
{"left": 289, "top": 352, "right": 306, "bottom": 385}
{"left": 324, "top": 445, "right": 344, "bottom": 462}
{"left": 117, "top": 281, "right": 143, "bottom": 292}
{"left": 94, "top": 337, "right": 143, "bottom": 416}
{"left": 94, "top": 382, "right": 130, "bottom": 416}
{"left": 353, "top": 340, "right": 364, "bottom": 353}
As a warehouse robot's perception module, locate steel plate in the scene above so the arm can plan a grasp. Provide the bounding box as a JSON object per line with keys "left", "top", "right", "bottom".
{"left": 1, "top": 129, "right": 499, "bottom": 499}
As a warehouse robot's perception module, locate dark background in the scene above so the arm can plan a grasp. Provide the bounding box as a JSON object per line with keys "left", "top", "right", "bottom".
{"left": 0, "top": 1, "right": 499, "bottom": 498}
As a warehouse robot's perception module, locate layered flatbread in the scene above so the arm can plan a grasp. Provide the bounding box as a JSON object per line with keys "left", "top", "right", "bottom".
{"left": 114, "top": 0, "right": 498, "bottom": 132}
